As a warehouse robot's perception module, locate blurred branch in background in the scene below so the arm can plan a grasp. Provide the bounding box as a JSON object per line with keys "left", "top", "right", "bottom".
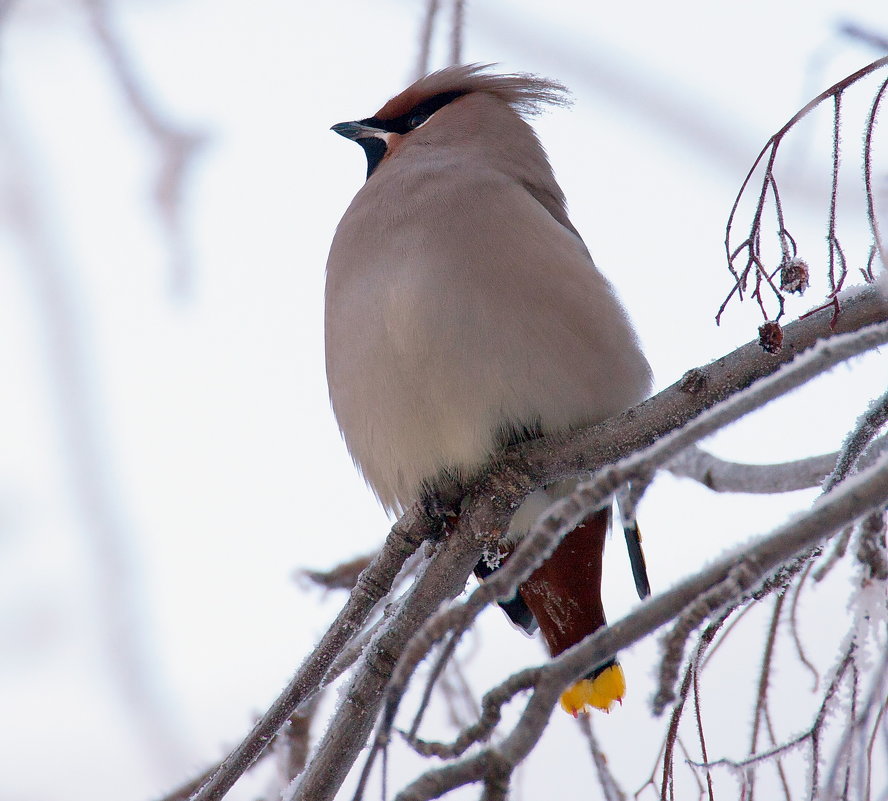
{"left": 414, "top": 0, "right": 467, "bottom": 78}
{"left": 840, "top": 21, "right": 888, "bottom": 54}
{"left": 80, "top": 0, "right": 207, "bottom": 298}
{"left": 1, "top": 0, "right": 210, "bottom": 780}
{"left": 0, "top": 102, "right": 190, "bottom": 774}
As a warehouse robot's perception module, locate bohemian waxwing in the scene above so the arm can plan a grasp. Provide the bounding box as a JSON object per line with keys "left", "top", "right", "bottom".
{"left": 325, "top": 64, "right": 652, "bottom": 715}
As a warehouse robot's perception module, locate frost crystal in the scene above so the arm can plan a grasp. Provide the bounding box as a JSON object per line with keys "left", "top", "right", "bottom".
{"left": 481, "top": 546, "right": 508, "bottom": 570}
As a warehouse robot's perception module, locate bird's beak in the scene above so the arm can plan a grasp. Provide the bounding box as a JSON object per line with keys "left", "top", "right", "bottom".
{"left": 331, "top": 121, "right": 385, "bottom": 141}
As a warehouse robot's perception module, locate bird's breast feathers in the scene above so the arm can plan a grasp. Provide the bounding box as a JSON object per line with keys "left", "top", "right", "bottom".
{"left": 325, "top": 175, "right": 651, "bottom": 510}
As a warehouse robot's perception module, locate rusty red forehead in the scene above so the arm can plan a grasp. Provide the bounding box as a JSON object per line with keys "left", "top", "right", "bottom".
{"left": 370, "top": 66, "right": 481, "bottom": 120}
{"left": 374, "top": 86, "right": 443, "bottom": 121}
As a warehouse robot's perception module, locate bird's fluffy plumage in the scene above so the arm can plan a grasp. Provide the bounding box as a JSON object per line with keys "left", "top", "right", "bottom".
{"left": 326, "top": 65, "right": 652, "bottom": 715}
{"left": 326, "top": 65, "right": 651, "bottom": 513}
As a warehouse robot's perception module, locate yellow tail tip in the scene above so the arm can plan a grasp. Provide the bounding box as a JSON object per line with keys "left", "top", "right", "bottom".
{"left": 559, "top": 664, "right": 626, "bottom": 716}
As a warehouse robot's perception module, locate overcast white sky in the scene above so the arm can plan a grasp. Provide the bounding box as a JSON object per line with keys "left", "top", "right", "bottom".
{"left": 1, "top": 1, "right": 886, "bottom": 799}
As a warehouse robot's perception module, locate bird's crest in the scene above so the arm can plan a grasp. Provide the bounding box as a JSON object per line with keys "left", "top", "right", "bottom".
{"left": 373, "top": 63, "right": 570, "bottom": 122}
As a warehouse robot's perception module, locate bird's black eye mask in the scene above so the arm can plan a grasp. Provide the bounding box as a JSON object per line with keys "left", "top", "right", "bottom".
{"left": 345, "top": 90, "right": 467, "bottom": 179}
{"left": 364, "top": 90, "right": 466, "bottom": 135}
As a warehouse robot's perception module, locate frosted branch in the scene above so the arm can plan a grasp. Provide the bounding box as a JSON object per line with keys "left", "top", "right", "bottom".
{"left": 720, "top": 56, "right": 888, "bottom": 326}
{"left": 391, "top": 442, "right": 888, "bottom": 800}
{"left": 402, "top": 668, "right": 539, "bottom": 759}
{"left": 824, "top": 385, "right": 888, "bottom": 492}
{"left": 667, "top": 446, "right": 836, "bottom": 493}
{"left": 577, "top": 715, "right": 628, "bottom": 801}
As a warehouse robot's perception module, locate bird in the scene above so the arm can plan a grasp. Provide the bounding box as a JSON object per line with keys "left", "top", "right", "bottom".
{"left": 325, "top": 64, "right": 652, "bottom": 716}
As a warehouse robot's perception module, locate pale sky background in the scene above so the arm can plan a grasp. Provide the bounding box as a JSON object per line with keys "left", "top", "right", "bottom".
{"left": 1, "top": 1, "right": 886, "bottom": 799}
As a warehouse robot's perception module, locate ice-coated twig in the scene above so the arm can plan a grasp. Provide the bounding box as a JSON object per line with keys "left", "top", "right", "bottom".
{"left": 819, "top": 633, "right": 888, "bottom": 797}
{"left": 577, "top": 715, "right": 628, "bottom": 801}
{"left": 659, "top": 619, "right": 726, "bottom": 799}
{"left": 687, "top": 646, "right": 856, "bottom": 795}
{"left": 692, "top": 663, "right": 716, "bottom": 801}
{"left": 653, "top": 570, "right": 751, "bottom": 715}
{"left": 401, "top": 668, "right": 540, "bottom": 759}
{"left": 863, "top": 76, "right": 888, "bottom": 270}
{"left": 788, "top": 562, "right": 821, "bottom": 689}
{"left": 747, "top": 593, "right": 787, "bottom": 800}
{"left": 720, "top": 56, "right": 888, "bottom": 327}
{"left": 824, "top": 386, "right": 888, "bottom": 493}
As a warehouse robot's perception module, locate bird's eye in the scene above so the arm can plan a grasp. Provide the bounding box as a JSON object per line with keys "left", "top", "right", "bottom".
{"left": 408, "top": 112, "right": 430, "bottom": 130}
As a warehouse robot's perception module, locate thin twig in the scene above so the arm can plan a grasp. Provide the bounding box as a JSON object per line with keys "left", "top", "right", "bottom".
{"left": 762, "top": 704, "right": 793, "bottom": 801}
{"left": 828, "top": 92, "right": 843, "bottom": 295}
{"left": 824, "top": 385, "right": 888, "bottom": 493}
{"left": 721, "top": 57, "right": 888, "bottom": 325}
{"left": 661, "top": 661, "right": 694, "bottom": 801}
{"left": 748, "top": 593, "right": 786, "bottom": 801}
{"left": 578, "top": 715, "right": 628, "bottom": 801}
{"left": 863, "top": 76, "right": 888, "bottom": 269}
{"left": 401, "top": 669, "right": 539, "bottom": 759}
{"left": 692, "top": 664, "right": 714, "bottom": 801}
{"left": 788, "top": 562, "right": 820, "bottom": 690}
{"left": 812, "top": 525, "right": 854, "bottom": 583}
